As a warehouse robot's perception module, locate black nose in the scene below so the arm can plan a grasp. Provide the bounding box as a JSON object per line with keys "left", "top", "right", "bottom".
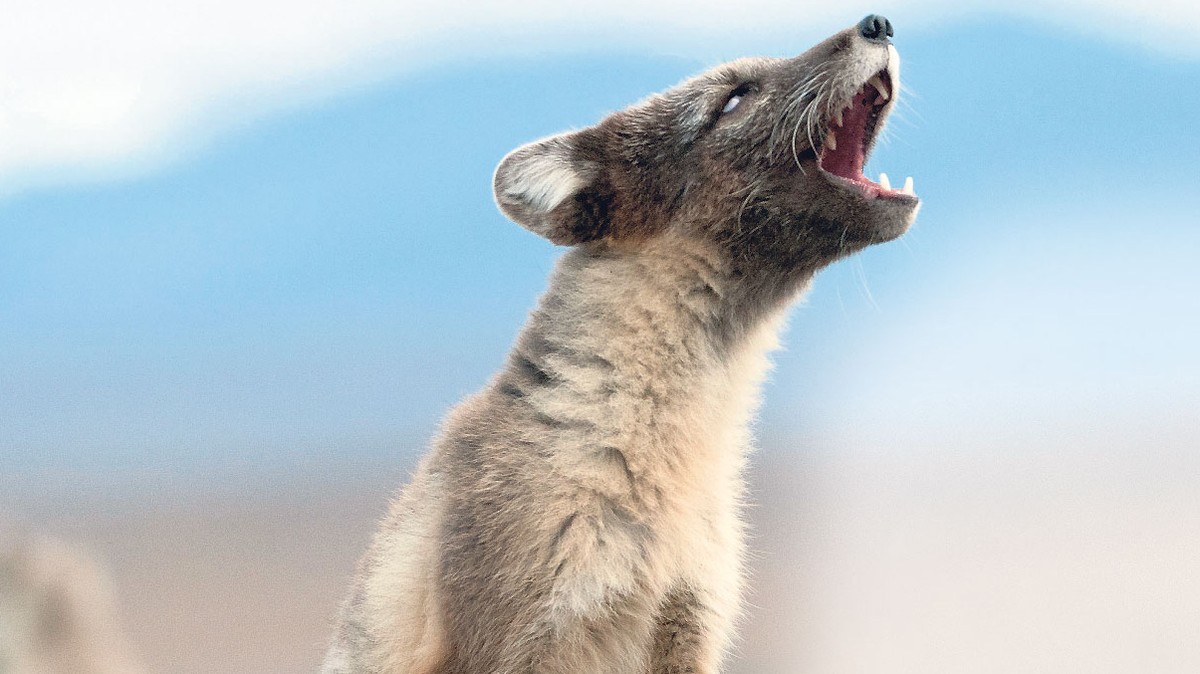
{"left": 858, "top": 14, "right": 894, "bottom": 43}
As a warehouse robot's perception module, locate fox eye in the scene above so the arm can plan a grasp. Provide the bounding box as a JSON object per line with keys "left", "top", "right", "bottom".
{"left": 720, "top": 83, "right": 757, "bottom": 116}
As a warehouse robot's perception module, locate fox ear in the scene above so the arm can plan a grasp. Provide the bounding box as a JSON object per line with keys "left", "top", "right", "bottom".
{"left": 493, "top": 129, "right": 613, "bottom": 246}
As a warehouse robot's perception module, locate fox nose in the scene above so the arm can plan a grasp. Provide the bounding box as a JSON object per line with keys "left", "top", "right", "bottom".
{"left": 858, "top": 14, "right": 894, "bottom": 43}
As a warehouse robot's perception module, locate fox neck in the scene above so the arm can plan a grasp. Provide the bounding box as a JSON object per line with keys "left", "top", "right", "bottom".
{"left": 498, "top": 233, "right": 803, "bottom": 482}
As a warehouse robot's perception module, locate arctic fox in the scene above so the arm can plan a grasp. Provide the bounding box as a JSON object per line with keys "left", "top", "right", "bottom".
{"left": 324, "top": 15, "right": 917, "bottom": 674}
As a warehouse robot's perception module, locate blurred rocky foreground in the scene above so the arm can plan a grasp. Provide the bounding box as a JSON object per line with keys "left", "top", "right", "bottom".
{"left": 0, "top": 531, "right": 146, "bottom": 674}
{"left": 3, "top": 428, "right": 1200, "bottom": 674}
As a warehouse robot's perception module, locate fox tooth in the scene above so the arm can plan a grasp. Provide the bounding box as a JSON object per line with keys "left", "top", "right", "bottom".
{"left": 868, "top": 75, "right": 890, "bottom": 101}
{"left": 825, "top": 131, "right": 837, "bottom": 151}
{"left": 902, "top": 176, "right": 914, "bottom": 195}
{"left": 879, "top": 172, "right": 891, "bottom": 190}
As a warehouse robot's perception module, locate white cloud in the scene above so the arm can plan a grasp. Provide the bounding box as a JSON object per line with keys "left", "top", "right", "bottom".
{"left": 0, "top": 0, "right": 1196, "bottom": 196}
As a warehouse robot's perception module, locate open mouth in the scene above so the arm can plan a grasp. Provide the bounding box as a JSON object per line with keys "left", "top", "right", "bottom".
{"left": 817, "top": 70, "right": 915, "bottom": 201}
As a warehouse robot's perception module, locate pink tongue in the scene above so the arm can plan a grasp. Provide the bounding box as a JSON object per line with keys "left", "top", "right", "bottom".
{"left": 819, "top": 89, "right": 872, "bottom": 182}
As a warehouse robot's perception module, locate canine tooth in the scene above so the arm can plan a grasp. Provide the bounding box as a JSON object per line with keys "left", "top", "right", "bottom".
{"left": 879, "top": 172, "right": 891, "bottom": 190}
{"left": 868, "top": 75, "right": 890, "bottom": 101}
{"left": 825, "top": 131, "right": 837, "bottom": 151}
{"left": 834, "top": 109, "right": 844, "bottom": 126}
{"left": 902, "top": 176, "right": 914, "bottom": 195}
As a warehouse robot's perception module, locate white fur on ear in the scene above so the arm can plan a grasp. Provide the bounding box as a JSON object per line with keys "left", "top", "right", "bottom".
{"left": 493, "top": 133, "right": 596, "bottom": 242}
{"left": 505, "top": 149, "right": 584, "bottom": 213}
{"left": 494, "top": 134, "right": 590, "bottom": 214}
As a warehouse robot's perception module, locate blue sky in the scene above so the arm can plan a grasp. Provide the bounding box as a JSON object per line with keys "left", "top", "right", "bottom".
{"left": 2, "top": 12, "right": 1198, "bottom": 501}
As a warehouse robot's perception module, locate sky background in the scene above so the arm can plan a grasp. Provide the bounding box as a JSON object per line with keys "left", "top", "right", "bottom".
{"left": 3, "top": 3, "right": 1197, "bottom": 501}
{"left": 3, "top": 3, "right": 1200, "bottom": 673}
